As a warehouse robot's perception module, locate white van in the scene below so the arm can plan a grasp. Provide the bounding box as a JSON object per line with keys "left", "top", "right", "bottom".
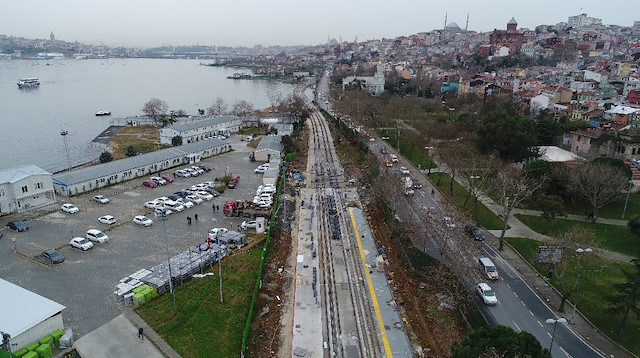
{"left": 479, "top": 257, "right": 499, "bottom": 280}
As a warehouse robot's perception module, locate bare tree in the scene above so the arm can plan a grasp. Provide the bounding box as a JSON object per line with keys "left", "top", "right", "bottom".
{"left": 231, "top": 100, "right": 255, "bottom": 117}
{"left": 457, "top": 152, "right": 499, "bottom": 223}
{"left": 569, "top": 162, "right": 629, "bottom": 218}
{"left": 142, "top": 98, "right": 169, "bottom": 127}
{"left": 492, "top": 163, "right": 546, "bottom": 250}
{"left": 438, "top": 140, "right": 470, "bottom": 194}
{"left": 268, "top": 91, "right": 284, "bottom": 111}
{"left": 207, "top": 97, "right": 228, "bottom": 116}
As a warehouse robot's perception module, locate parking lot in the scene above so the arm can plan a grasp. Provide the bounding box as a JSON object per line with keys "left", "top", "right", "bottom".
{"left": 0, "top": 134, "right": 267, "bottom": 337}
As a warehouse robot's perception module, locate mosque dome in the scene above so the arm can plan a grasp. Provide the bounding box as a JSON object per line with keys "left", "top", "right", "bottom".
{"left": 508, "top": 17, "right": 518, "bottom": 25}
{"left": 446, "top": 22, "right": 461, "bottom": 30}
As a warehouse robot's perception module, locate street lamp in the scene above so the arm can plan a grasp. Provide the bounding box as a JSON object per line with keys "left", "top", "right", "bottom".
{"left": 60, "top": 130, "right": 71, "bottom": 172}
{"left": 622, "top": 180, "right": 634, "bottom": 219}
{"left": 570, "top": 247, "right": 592, "bottom": 324}
{"left": 156, "top": 213, "right": 175, "bottom": 301}
{"left": 545, "top": 318, "right": 567, "bottom": 352}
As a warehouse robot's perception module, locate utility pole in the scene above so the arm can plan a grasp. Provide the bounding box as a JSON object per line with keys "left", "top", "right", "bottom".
{"left": 60, "top": 130, "right": 71, "bottom": 171}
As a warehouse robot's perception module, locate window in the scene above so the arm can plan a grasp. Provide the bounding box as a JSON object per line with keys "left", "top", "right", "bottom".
{"left": 21, "top": 185, "right": 28, "bottom": 193}
{"left": 35, "top": 182, "right": 42, "bottom": 189}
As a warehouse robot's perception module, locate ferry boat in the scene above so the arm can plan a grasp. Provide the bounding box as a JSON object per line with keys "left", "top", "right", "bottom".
{"left": 17, "top": 78, "right": 40, "bottom": 88}
{"left": 95, "top": 111, "right": 111, "bottom": 116}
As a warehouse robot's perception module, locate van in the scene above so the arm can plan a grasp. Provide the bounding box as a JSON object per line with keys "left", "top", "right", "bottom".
{"left": 479, "top": 257, "right": 499, "bottom": 280}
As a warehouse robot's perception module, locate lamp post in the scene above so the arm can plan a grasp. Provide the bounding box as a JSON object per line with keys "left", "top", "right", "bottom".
{"left": 545, "top": 318, "right": 567, "bottom": 352}
{"left": 622, "top": 180, "right": 634, "bottom": 219}
{"left": 156, "top": 213, "right": 175, "bottom": 301}
{"left": 60, "top": 130, "right": 71, "bottom": 172}
{"left": 570, "top": 247, "right": 592, "bottom": 324}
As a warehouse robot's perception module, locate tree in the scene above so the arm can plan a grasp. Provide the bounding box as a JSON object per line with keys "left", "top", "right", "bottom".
{"left": 125, "top": 146, "right": 137, "bottom": 157}
{"left": 207, "top": 97, "right": 228, "bottom": 116}
{"left": 536, "top": 194, "right": 565, "bottom": 234}
{"left": 231, "top": 100, "right": 255, "bottom": 116}
{"left": 142, "top": 98, "right": 169, "bottom": 127}
{"left": 99, "top": 151, "right": 113, "bottom": 163}
{"left": 451, "top": 325, "right": 551, "bottom": 358}
{"left": 476, "top": 110, "right": 538, "bottom": 161}
{"left": 568, "top": 161, "right": 630, "bottom": 218}
{"left": 492, "top": 163, "right": 546, "bottom": 250}
{"left": 171, "top": 135, "right": 183, "bottom": 147}
{"left": 605, "top": 255, "right": 640, "bottom": 335}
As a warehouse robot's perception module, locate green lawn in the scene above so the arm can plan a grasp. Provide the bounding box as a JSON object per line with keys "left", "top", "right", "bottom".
{"left": 427, "top": 173, "right": 504, "bottom": 230}
{"left": 515, "top": 214, "right": 640, "bottom": 258}
{"left": 521, "top": 193, "right": 640, "bottom": 220}
{"left": 136, "top": 247, "right": 262, "bottom": 358}
{"left": 505, "top": 237, "right": 640, "bottom": 356}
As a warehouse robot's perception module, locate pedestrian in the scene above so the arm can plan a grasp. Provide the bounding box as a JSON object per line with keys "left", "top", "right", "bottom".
{"left": 216, "top": 205, "right": 219, "bottom": 212}
{"left": 172, "top": 172, "right": 176, "bottom": 179}
{"left": 187, "top": 216, "right": 192, "bottom": 225}
{"left": 212, "top": 204, "right": 215, "bottom": 213}
{"left": 194, "top": 214, "right": 198, "bottom": 221}
{"left": 138, "top": 327, "right": 144, "bottom": 340}
{"left": 431, "top": 188, "right": 435, "bottom": 196}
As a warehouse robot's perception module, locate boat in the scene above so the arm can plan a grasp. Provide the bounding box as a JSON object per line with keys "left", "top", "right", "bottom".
{"left": 17, "top": 78, "right": 40, "bottom": 88}
{"left": 95, "top": 111, "right": 111, "bottom": 116}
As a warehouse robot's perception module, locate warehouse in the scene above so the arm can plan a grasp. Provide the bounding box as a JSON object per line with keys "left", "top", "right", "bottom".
{"left": 158, "top": 115, "right": 243, "bottom": 145}
{"left": 253, "top": 135, "right": 282, "bottom": 162}
{"left": 0, "top": 279, "right": 65, "bottom": 352}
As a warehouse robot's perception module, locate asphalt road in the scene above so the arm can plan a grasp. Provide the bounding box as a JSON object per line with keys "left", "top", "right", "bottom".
{"left": 0, "top": 134, "right": 266, "bottom": 338}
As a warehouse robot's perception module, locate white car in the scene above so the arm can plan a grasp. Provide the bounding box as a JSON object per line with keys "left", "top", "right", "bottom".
{"left": 133, "top": 215, "right": 153, "bottom": 227}
{"left": 201, "top": 181, "right": 216, "bottom": 188}
{"left": 196, "top": 191, "right": 214, "bottom": 201}
{"left": 209, "top": 227, "right": 228, "bottom": 238}
{"left": 155, "top": 197, "right": 171, "bottom": 203}
{"left": 176, "top": 170, "right": 191, "bottom": 178}
{"left": 98, "top": 215, "right": 116, "bottom": 225}
{"left": 70, "top": 237, "right": 94, "bottom": 251}
{"left": 191, "top": 166, "right": 205, "bottom": 175}
{"left": 477, "top": 283, "right": 498, "bottom": 305}
{"left": 443, "top": 216, "right": 456, "bottom": 229}
{"left": 86, "top": 229, "right": 109, "bottom": 243}
{"left": 257, "top": 201, "right": 272, "bottom": 208}
{"left": 154, "top": 207, "right": 173, "bottom": 216}
{"left": 241, "top": 220, "right": 257, "bottom": 230}
{"left": 61, "top": 203, "right": 79, "bottom": 214}
{"left": 185, "top": 195, "right": 203, "bottom": 205}
{"left": 144, "top": 201, "right": 163, "bottom": 209}
{"left": 150, "top": 176, "right": 167, "bottom": 185}
{"left": 93, "top": 195, "right": 110, "bottom": 204}
{"left": 187, "top": 168, "right": 200, "bottom": 177}
{"left": 176, "top": 198, "right": 194, "bottom": 208}
{"left": 254, "top": 167, "right": 266, "bottom": 174}
{"left": 400, "top": 166, "right": 410, "bottom": 175}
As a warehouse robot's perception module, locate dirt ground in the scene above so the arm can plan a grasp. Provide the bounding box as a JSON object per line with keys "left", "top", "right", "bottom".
{"left": 246, "top": 121, "right": 467, "bottom": 357}
{"left": 106, "top": 125, "right": 161, "bottom": 159}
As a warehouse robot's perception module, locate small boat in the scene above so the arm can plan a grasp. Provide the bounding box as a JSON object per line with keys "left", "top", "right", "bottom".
{"left": 95, "top": 111, "right": 111, "bottom": 116}
{"left": 17, "top": 78, "right": 40, "bottom": 88}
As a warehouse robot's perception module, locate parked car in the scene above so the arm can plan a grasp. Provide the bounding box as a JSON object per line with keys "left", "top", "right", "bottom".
{"left": 209, "top": 228, "right": 228, "bottom": 238}
{"left": 7, "top": 220, "right": 28, "bottom": 232}
{"left": 412, "top": 180, "right": 422, "bottom": 189}
{"left": 176, "top": 198, "right": 194, "bottom": 209}
{"left": 190, "top": 166, "right": 204, "bottom": 175}
{"left": 176, "top": 170, "right": 191, "bottom": 178}
{"left": 186, "top": 195, "right": 203, "bottom": 205}
{"left": 254, "top": 167, "right": 267, "bottom": 174}
{"left": 144, "top": 201, "right": 163, "bottom": 209}
{"left": 42, "top": 249, "right": 65, "bottom": 264}
{"left": 161, "top": 175, "right": 175, "bottom": 183}
{"left": 476, "top": 283, "right": 498, "bottom": 305}
{"left": 98, "top": 215, "right": 117, "bottom": 225}
{"left": 173, "top": 191, "right": 190, "bottom": 198}
{"left": 154, "top": 207, "right": 173, "bottom": 217}
{"left": 93, "top": 195, "right": 110, "bottom": 204}
{"left": 150, "top": 176, "right": 167, "bottom": 185}
{"left": 142, "top": 180, "right": 158, "bottom": 188}
{"left": 187, "top": 168, "right": 200, "bottom": 177}
{"left": 133, "top": 216, "right": 153, "bottom": 227}
{"left": 465, "top": 224, "right": 485, "bottom": 241}
{"left": 167, "top": 194, "right": 180, "bottom": 201}
{"left": 227, "top": 181, "right": 237, "bottom": 189}
{"left": 400, "top": 166, "right": 410, "bottom": 175}
{"left": 86, "top": 229, "right": 109, "bottom": 243}
{"left": 241, "top": 220, "right": 258, "bottom": 230}
{"left": 70, "top": 237, "right": 94, "bottom": 251}
{"left": 201, "top": 181, "right": 216, "bottom": 188}
{"left": 190, "top": 183, "right": 209, "bottom": 191}
{"left": 196, "top": 191, "right": 214, "bottom": 201}
{"left": 61, "top": 203, "right": 79, "bottom": 214}
{"left": 198, "top": 165, "right": 212, "bottom": 172}
{"left": 204, "top": 188, "right": 220, "bottom": 197}
{"left": 443, "top": 216, "right": 456, "bottom": 228}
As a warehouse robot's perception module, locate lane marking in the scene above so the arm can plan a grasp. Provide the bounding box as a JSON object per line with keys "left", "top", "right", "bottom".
{"left": 537, "top": 321, "right": 543, "bottom": 327}
{"left": 513, "top": 322, "right": 521, "bottom": 332}
{"left": 349, "top": 207, "right": 393, "bottom": 358}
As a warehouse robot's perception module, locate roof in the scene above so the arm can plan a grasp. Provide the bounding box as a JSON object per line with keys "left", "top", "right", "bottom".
{"left": 508, "top": 17, "right": 518, "bottom": 25}
{"left": 53, "top": 138, "right": 227, "bottom": 187}
{"left": 164, "top": 115, "right": 241, "bottom": 132}
{"left": 606, "top": 105, "right": 640, "bottom": 115}
{"left": 0, "top": 165, "right": 51, "bottom": 184}
{"left": 255, "top": 135, "right": 282, "bottom": 153}
{"left": 538, "top": 146, "right": 586, "bottom": 162}
{"left": 0, "top": 278, "right": 65, "bottom": 337}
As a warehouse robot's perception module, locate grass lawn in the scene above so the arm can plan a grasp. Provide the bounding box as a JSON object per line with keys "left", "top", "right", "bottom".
{"left": 505, "top": 237, "right": 640, "bottom": 356}
{"left": 136, "top": 247, "right": 262, "bottom": 358}
{"left": 515, "top": 214, "right": 640, "bottom": 258}
{"left": 109, "top": 125, "right": 171, "bottom": 159}
{"left": 427, "top": 173, "right": 504, "bottom": 230}
{"left": 520, "top": 193, "right": 640, "bottom": 220}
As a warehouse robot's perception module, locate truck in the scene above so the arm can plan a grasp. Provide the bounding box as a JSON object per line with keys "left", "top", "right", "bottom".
{"left": 223, "top": 200, "right": 272, "bottom": 219}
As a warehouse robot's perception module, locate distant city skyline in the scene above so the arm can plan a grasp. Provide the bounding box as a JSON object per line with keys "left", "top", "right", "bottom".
{"left": 1, "top": 0, "right": 638, "bottom": 48}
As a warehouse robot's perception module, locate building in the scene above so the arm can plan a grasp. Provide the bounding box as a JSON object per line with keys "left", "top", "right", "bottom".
{"left": 0, "top": 278, "right": 65, "bottom": 352}
{"left": 53, "top": 139, "right": 230, "bottom": 197}
{"left": 605, "top": 105, "right": 640, "bottom": 125}
{"left": 341, "top": 61, "right": 385, "bottom": 96}
{"left": 569, "top": 129, "right": 603, "bottom": 156}
{"left": 253, "top": 135, "right": 282, "bottom": 162}
{"left": 567, "top": 13, "right": 602, "bottom": 28}
{"left": 0, "top": 165, "right": 56, "bottom": 215}
{"left": 158, "top": 116, "right": 243, "bottom": 145}
{"left": 489, "top": 18, "right": 525, "bottom": 54}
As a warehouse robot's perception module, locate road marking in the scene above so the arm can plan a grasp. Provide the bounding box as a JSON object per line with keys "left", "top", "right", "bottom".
{"left": 560, "top": 346, "right": 573, "bottom": 357}
{"left": 349, "top": 207, "right": 393, "bottom": 358}
{"left": 521, "top": 300, "right": 526, "bottom": 307}
{"left": 529, "top": 310, "right": 535, "bottom": 316}
{"left": 513, "top": 291, "right": 518, "bottom": 298}
{"left": 547, "top": 332, "right": 553, "bottom": 338}
{"left": 513, "top": 322, "right": 521, "bottom": 332}
{"left": 537, "top": 320, "right": 543, "bottom": 327}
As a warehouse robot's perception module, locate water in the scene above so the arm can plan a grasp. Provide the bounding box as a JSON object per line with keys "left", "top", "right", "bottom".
{"left": 0, "top": 59, "right": 296, "bottom": 173}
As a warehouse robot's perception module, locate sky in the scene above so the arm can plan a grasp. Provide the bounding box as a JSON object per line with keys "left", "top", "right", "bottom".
{"left": 2, "top": 0, "right": 639, "bottom": 48}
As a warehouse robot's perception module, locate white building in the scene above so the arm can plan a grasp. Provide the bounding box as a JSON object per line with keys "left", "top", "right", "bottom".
{"left": 158, "top": 116, "right": 243, "bottom": 145}
{"left": 253, "top": 135, "right": 282, "bottom": 162}
{"left": 0, "top": 165, "right": 56, "bottom": 214}
{"left": 342, "top": 61, "right": 386, "bottom": 96}
{"left": 0, "top": 278, "right": 65, "bottom": 351}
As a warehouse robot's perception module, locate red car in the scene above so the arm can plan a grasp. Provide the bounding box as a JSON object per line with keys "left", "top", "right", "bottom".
{"left": 161, "top": 175, "right": 175, "bottom": 183}
{"left": 143, "top": 180, "right": 158, "bottom": 188}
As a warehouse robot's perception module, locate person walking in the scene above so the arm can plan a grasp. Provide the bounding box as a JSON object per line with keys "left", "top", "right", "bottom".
{"left": 216, "top": 204, "right": 220, "bottom": 212}
{"left": 187, "top": 216, "right": 192, "bottom": 225}
{"left": 138, "top": 327, "right": 144, "bottom": 340}
{"left": 194, "top": 214, "right": 198, "bottom": 221}
{"left": 212, "top": 204, "right": 215, "bottom": 213}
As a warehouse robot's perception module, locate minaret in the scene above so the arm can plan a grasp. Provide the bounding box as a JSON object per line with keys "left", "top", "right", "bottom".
{"left": 444, "top": 13, "right": 448, "bottom": 30}
{"left": 50, "top": 31, "right": 55, "bottom": 41}
{"left": 465, "top": 14, "right": 469, "bottom": 31}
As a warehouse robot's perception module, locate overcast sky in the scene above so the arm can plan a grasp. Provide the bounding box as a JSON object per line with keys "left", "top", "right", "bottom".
{"left": 2, "top": 0, "right": 638, "bottom": 48}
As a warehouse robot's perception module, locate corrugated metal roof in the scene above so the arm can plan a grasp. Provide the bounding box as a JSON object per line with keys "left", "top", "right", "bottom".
{"left": 164, "top": 115, "right": 240, "bottom": 132}
{"left": 0, "top": 165, "right": 50, "bottom": 184}
{"left": 53, "top": 138, "right": 227, "bottom": 186}
{"left": 255, "top": 135, "right": 282, "bottom": 152}
{"left": 0, "top": 278, "right": 65, "bottom": 337}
